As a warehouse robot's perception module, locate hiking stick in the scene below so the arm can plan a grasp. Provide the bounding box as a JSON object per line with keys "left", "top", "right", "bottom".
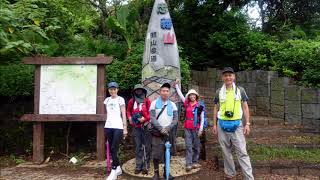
{"left": 105, "top": 140, "right": 111, "bottom": 172}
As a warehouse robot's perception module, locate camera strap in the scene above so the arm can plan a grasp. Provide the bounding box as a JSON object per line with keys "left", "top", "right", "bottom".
{"left": 224, "top": 86, "right": 238, "bottom": 114}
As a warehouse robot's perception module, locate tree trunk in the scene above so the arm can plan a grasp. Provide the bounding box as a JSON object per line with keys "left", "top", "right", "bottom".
{"left": 99, "top": 0, "right": 108, "bottom": 35}
{"left": 100, "top": 16, "right": 107, "bottom": 35}
{"left": 258, "top": 0, "right": 266, "bottom": 31}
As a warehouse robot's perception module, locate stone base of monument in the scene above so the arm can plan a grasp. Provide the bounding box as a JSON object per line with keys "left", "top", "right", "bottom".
{"left": 122, "top": 156, "right": 201, "bottom": 178}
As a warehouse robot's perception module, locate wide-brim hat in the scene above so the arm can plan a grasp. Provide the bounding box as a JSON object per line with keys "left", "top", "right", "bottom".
{"left": 132, "top": 84, "right": 147, "bottom": 95}
{"left": 186, "top": 89, "right": 199, "bottom": 100}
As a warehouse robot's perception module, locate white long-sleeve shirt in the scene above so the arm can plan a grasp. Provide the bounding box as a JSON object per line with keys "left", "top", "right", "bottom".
{"left": 175, "top": 84, "right": 204, "bottom": 132}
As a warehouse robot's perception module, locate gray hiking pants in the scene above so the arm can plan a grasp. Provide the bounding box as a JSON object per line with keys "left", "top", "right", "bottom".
{"left": 217, "top": 122, "right": 254, "bottom": 180}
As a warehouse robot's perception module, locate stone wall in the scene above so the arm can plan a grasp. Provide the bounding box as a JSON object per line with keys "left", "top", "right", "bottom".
{"left": 187, "top": 68, "right": 320, "bottom": 129}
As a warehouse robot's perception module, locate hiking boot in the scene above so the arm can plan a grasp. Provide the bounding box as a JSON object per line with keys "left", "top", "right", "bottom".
{"left": 134, "top": 169, "right": 141, "bottom": 174}
{"left": 141, "top": 169, "right": 148, "bottom": 175}
{"left": 186, "top": 165, "right": 192, "bottom": 172}
{"left": 152, "top": 171, "right": 159, "bottom": 180}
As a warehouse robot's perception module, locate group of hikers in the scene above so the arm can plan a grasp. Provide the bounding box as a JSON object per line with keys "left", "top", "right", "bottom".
{"left": 103, "top": 67, "right": 254, "bottom": 180}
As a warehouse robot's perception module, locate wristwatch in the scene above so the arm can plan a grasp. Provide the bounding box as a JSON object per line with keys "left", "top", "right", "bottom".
{"left": 246, "top": 122, "right": 251, "bottom": 126}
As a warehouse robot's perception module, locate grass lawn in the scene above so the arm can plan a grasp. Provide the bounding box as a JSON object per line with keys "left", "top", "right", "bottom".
{"left": 248, "top": 144, "right": 320, "bottom": 163}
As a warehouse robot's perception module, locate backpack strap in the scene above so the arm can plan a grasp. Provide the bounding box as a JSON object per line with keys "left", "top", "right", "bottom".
{"left": 145, "top": 98, "right": 151, "bottom": 110}
{"left": 196, "top": 101, "right": 206, "bottom": 124}
{"left": 156, "top": 104, "right": 167, "bottom": 120}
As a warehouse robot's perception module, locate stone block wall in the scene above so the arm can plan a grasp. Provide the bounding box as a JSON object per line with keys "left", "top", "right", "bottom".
{"left": 301, "top": 88, "right": 320, "bottom": 128}
{"left": 187, "top": 68, "right": 320, "bottom": 129}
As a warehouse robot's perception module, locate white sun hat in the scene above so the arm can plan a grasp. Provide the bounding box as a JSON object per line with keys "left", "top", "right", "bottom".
{"left": 185, "top": 89, "right": 200, "bottom": 100}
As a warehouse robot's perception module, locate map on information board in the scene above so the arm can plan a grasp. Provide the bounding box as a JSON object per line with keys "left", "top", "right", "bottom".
{"left": 39, "top": 65, "right": 97, "bottom": 114}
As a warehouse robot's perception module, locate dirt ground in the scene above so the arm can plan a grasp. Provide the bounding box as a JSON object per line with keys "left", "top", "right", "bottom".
{"left": 1, "top": 162, "right": 319, "bottom": 180}
{"left": 1, "top": 120, "right": 319, "bottom": 180}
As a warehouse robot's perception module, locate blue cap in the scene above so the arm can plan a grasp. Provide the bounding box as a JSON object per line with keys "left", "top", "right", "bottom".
{"left": 107, "top": 82, "right": 119, "bottom": 88}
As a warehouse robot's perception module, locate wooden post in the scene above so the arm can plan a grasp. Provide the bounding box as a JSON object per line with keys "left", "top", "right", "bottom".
{"left": 21, "top": 55, "right": 112, "bottom": 163}
{"left": 96, "top": 64, "right": 106, "bottom": 161}
{"left": 33, "top": 65, "right": 45, "bottom": 164}
{"left": 33, "top": 122, "right": 44, "bottom": 164}
{"left": 96, "top": 122, "right": 105, "bottom": 161}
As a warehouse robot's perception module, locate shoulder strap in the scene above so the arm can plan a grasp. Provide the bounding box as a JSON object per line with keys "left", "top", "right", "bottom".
{"left": 117, "top": 97, "right": 123, "bottom": 117}
{"left": 238, "top": 86, "right": 247, "bottom": 100}
{"left": 118, "top": 97, "right": 122, "bottom": 105}
{"left": 156, "top": 104, "right": 167, "bottom": 120}
{"left": 129, "top": 98, "right": 134, "bottom": 114}
{"left": 216, "top": 88, "right": 221, "bottom": 103}
{"left": 232, "top": 86, "right": 238, "bottom": 113}
{"left": 145, "top": 99, "right": 151, "bottom": 110}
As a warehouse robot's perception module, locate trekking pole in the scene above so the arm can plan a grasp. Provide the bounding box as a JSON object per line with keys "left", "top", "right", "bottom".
{"left": 141, "top": 126, "right": 148, "bottom": 171}
{"left": 105, "top": 140, "right": 111, "bottom": 173}
{"left": 142, "top": 144, "right": 147, "bottom": 171}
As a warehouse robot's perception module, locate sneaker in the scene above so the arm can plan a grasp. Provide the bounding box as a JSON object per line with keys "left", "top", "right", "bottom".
{"left": 115, "top": 166, "right": 122, "bottom": 176}
{"left": 192, "top": 163, "right": 201, "bottom": 169}
{"left": 106, "top": 169, "right": 117, "bottom": 180}
{"left": 141, "top": 169, "right": 148, "bottom": 175}
{"left": 186, "top": 165, "right": 192, "bottom": 172}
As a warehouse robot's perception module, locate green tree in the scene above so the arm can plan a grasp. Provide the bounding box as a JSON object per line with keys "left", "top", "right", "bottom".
{"left": 107, "top": 6, "right": 133, "bottom": 54}
{"left": 255, "top": 0, "right": 320, "bottom": 38}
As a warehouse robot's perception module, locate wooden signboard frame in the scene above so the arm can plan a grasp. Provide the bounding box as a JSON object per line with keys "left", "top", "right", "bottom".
{"left": 20, "top": 54, "right": 112, "bottom": 164}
